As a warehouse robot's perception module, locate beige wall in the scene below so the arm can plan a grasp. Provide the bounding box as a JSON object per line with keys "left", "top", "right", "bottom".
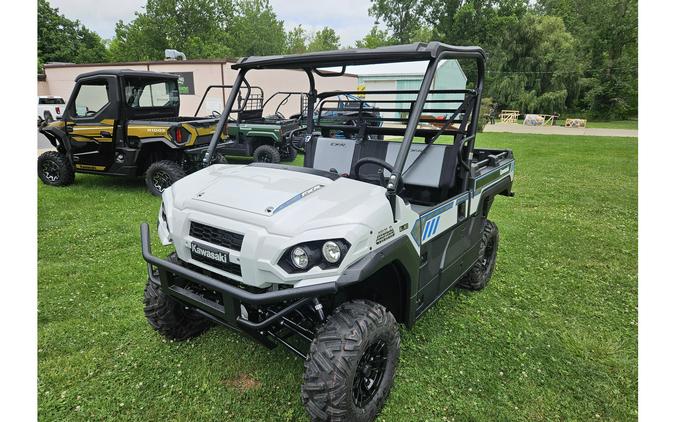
{"left": 43, "top": 61, "right": 357, "bottom": 117}
{"left": 37, "top": 80, "right": 50, "bottom": 96}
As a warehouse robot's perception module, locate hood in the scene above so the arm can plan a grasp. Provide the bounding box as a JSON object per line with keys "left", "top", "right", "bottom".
{"left": 170, "top": 164, "right": 392, "bottom": 236}
{"left": 193, "top": 166, "right": 329, "bottom": 216}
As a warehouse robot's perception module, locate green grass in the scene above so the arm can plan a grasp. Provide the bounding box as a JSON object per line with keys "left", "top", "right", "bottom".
{"left": 585, "top": 120, "right": 638, "bottom": 130}
{"left": 38, "top": 133, "right": 637, "bottom": 421}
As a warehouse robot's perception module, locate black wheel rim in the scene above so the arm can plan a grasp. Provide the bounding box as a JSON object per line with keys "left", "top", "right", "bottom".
{"left": 258, "top": 152, "right": 272, "bottom": 163}
{"left": 152, "top": 170, "right": 172, "bottom": 193}
{"left": 41, "top": 160, "right": 60, "bottom": 182}
{"left": 480, "top": 236, "right": 496, "bottom": 274}
{"left": 352, "top": 339, "right": 388, "bottom": 408}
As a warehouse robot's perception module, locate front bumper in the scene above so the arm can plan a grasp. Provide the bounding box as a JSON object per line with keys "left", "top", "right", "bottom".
{"left": 141, "top": 223, "right": 338, "bottom": 331}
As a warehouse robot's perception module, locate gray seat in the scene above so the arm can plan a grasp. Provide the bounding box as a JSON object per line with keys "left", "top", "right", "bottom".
{"left": 308, "top": 136, "right": 459, "bottom": 204}
{"left": 310, "top": 137, "right": 358, "bottom": 175}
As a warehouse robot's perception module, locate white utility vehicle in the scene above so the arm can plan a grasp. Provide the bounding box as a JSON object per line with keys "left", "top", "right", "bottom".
{"left": 140, "top": 42, "right": 515, "bottom": 422}
{"left": 37, "top": 95, "right": 65, "bottom": 125}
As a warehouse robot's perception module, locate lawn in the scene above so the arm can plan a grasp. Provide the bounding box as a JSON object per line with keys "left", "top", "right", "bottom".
{"left": 38, "top": 133, "right": 638, "bottom": 421}
{"left": 585, "top": 120, "right": 638, "bottom": 130}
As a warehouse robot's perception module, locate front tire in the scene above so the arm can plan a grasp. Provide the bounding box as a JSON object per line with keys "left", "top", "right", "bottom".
{"left": 143, "top": 253, "right": 213, "bottom": 341}
{"left": 302, "top": 300, "right": 400, "bottom": 422}
{"left": 252, "top": 144, "right": 281, "bottom": 163}
{"left": 38, "top": 151, "right": 74, "bottom": 186}
{"left": 145, "top": 160, "right": 186, "bottom": 196}
{"left": 457, "top": 219, "right": 499, "bottom": 290}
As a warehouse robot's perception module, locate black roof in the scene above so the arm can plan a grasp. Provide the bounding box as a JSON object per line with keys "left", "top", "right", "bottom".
{"left": 75, "top": 69, "right": 179, "bottom": 81}
{"left": 232, "top": 42, "right": 485, "bottom": 70}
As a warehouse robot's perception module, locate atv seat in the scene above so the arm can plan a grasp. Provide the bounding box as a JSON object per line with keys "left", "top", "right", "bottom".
{"left": 308, "top": 136, "right": 459, "bottom": 205}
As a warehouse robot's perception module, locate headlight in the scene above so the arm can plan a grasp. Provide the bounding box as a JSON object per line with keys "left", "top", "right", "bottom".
{"left": 291, "top": 246, "right": 309, "bottom": 269}
{"left": 279, "top": 239, "right": 350, "bottom": 273}
{"left": 322, "top": 241, "right": 341, "bottom": 263}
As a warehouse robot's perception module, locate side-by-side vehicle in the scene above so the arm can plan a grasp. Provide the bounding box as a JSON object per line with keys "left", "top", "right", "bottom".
{"left": 140, "top": 42, "right": 515, "bottom": 421}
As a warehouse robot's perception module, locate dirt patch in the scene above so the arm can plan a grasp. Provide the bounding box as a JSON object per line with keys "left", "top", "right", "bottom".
{"left": 222, "top": 373, "right": 261, "bottom": 392}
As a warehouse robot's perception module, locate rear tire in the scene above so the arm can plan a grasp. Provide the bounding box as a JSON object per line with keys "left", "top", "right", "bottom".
{"left": 143, "top": 253, "right": 213, "bottom": 341}
{"left": 38, "top": 151, "right": 74, "bottom": 186}
{"left": 252, "top": 144, "right": 281, "bottom": 163}
{"left": 145, "top": 160, "right": 186, "bottom": 196}
{"left": 43, "top": 111, "right": 53, "bottom": 124}
{"left": 302, "top": 300, "right": 400, "bottom": 422}
{"left": 280, "top": 145, "right": 297, "bottom": 162}
{"left": 457, "top": 219, "right": 499, "bottom": 290}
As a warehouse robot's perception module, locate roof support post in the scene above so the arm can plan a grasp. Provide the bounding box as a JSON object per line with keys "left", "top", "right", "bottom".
{"left": 203, "top": 69, "right": 247, "bottom": 166}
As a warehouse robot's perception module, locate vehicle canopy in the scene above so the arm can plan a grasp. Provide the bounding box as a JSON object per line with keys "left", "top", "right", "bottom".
{"left": 70, "top": 69, "right": 181, "bottom": 121}
{"left": 205, "top": 42, "right": 486, "bottom": 213}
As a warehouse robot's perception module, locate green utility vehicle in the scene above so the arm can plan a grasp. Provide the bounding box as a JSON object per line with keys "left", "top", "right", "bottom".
{"left": 195, "top": 86, "right": 307, "bottom": 163}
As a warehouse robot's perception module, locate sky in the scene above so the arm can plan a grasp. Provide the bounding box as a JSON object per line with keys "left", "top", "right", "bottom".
{"left": 49, "top": 0, "right": 377, "bottom": 47}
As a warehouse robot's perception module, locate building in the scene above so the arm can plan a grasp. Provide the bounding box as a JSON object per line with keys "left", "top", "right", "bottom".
{"left": 39, "top": 59, "right": 357, "bottom": 117}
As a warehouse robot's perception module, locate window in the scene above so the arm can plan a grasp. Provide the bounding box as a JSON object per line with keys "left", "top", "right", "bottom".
{"left": 124, "top": 78, "right": 179, "bottom": 108}
{"left": 73, "top": 81, "right": 110, "bottom": 118}
{"left": 39, "top": 97, "right": 65, "bottom": 105}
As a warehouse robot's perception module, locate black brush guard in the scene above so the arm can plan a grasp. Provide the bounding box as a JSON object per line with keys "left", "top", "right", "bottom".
{"left": 140, "top": 223, "right": 334, "bottom": 353}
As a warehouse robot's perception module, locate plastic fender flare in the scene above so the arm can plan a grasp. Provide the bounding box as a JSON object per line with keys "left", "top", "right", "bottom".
{"left": 245, "top": 131, "right": 280, "bottom": 143}
{"left": 139, "top": 137, "right": 181, "bottom": 149}
{"left": 39, "top": 126, "right": 68, "bottom": 154}
{"left": 477, "top": 175, "right": 514, "bottom": 218}
{"left": 336, "top": 235, "right": 419, "bottom": 328}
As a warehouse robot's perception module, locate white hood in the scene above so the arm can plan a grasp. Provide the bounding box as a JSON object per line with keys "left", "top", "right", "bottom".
{"left": 170, "top": 165, "right": 392, "bottom": 237}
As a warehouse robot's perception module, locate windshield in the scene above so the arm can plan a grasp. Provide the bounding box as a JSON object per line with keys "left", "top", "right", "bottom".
{"left": 124, "top": 77, "right": 179, "bottom": 109}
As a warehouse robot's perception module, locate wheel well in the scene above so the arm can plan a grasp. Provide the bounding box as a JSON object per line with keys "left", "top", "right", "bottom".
{"left": 342, "top": 261, "right": 411, "bottom": 324}
{"left": 249, "top": 136, "right": 275, "bottom": 151}
{"left": 137, "top": 142, "right": 180, "bottom": 175}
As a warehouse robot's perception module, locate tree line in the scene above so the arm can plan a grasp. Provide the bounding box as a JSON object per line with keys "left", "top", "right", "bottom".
{"left": 38, "top": 0, "right": 637, "bottom": 119}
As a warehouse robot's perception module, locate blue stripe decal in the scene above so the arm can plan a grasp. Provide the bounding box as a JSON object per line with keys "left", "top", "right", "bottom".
{"left": 422, "top": 215, "right": 441, "bottom": 242}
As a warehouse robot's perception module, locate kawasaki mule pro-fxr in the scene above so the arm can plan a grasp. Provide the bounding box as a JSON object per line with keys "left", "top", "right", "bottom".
{"left": 140, "top": 42, "right": 515, "bottom": 421}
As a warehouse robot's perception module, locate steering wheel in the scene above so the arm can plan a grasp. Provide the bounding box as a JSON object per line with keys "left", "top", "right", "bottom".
{"left": 211, "top": 110, "right": 221, "bottom": 117}
{"left": 85, "top": 110, "right": 97, "bottom": 117}
{"left": 352, "top": 157, "right": 403, "bottom": 191}
{"left": 275, "top": 111, "right": 286, "bottom": 120}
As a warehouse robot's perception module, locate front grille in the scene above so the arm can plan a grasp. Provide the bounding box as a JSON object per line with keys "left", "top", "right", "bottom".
{"left": 189, "top": 222, "right": 244, "bottom": 251}
{"left": 191, "top": 253, "right": 242, "bottom": 276}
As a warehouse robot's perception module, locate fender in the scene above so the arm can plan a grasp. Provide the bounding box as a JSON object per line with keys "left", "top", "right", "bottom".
{"left": 477, "top": 174, "right": 514, "bottom": 218}
{"left": 336, "top": 235, "right": 419, "bottom": 328}
{"left": 39, "top": 125, "right": 69, "bottom": 155}
{"left": 139, "top": 136, "right": 182, "bottom": 149}
{"left": 244, "top": 131, "right": 280, "bottom": 143}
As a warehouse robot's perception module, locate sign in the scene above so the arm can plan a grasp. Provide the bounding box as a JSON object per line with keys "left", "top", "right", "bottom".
{"left": 356, "top": 84, "right": 366, "bottom": 98}
{"left": 170, "top": 72, "right": 195, "bottom": 95}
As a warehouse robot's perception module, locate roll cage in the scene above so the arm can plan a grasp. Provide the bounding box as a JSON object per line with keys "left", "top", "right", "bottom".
{"left": 204, "top": 42, "right": 486, "bottom": 214}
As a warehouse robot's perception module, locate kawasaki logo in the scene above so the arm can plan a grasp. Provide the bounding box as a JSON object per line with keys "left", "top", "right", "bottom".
{"left": 191, "top": 242, "right": 228, "bottom": 263}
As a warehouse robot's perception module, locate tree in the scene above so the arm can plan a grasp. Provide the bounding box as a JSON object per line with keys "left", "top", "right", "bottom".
{"left": 227, "top": 0, "right": 287, "bottom": 57}
{"left": 286, "top": 25, "right": 308, "bottom": 54}
{"left": 538, "top": 0, "right": 637, "bottom": 118}
{"left": 368, "top": 0, "right": 428, "bottom": 44}
{"left": 37, "top": 0, "right": 109, "bottom": 71}
{"left": 109, "top": 0, "right": 234, "bottom": 61}
{"left": 307, "top": 27, "right": 341, "bottom": 52}
{"left": 489, "top": 13, "right": 581, "bottom": 114}
{"left": 355, "top": 26, "right": 391, "bottom": 49}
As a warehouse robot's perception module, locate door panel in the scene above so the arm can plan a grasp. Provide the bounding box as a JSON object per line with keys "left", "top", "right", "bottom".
{"left": 64, "top": 76, "right": 119, "bottom": 171}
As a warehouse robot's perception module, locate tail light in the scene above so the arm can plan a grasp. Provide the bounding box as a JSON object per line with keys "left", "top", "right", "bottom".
{"left": 55, "top": 106, "right": 61, "bottom": 114}
{"left": 173, "top": 127, "right": 190, "bottom": 145}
